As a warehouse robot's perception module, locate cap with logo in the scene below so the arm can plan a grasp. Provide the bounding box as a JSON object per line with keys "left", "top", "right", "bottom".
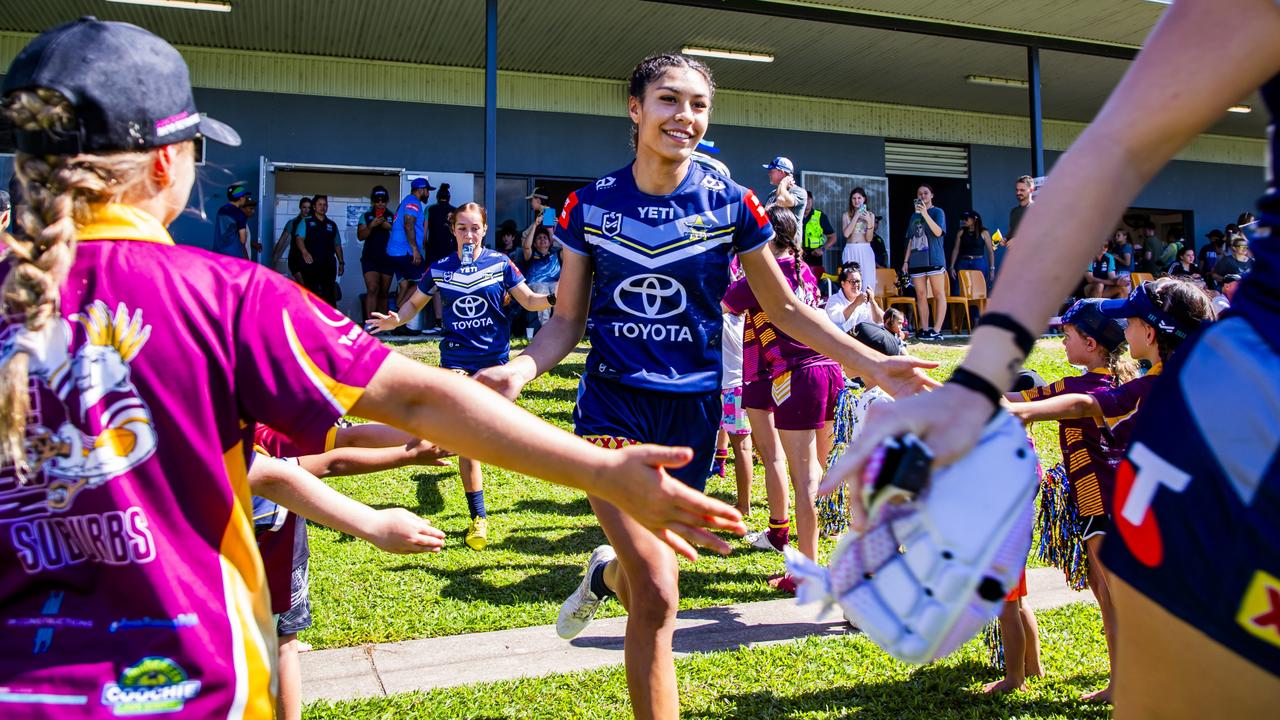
{"left": 371, "top": 185, "right": 390, "bottom": 201}
{"left": 762, "top": 156, "right": 795, "bottom": 174}
{"left": 411, "top": 177, "right": 436, "bottom": 191}
{"left": 1097, "top": 283, "right": 1202, "bottom": 341}
{"left": 227, "top": 183, "right": 250, "bottom": 201}
{"left": 2, "top": 17, "right": 240, "bottom": 155}
{"left": 525, "top": 187, "right": 549, "bottom": 201}
{"left": 1049, "top": 298, "right": 1128, "bottom": 351}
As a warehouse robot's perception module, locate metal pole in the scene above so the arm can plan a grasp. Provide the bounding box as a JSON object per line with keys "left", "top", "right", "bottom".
{"left": 484, "top": 0, "right": 498, "bottom": 246}
{"left": 1027, "top": 46, "right": 1045, "bottom": 178}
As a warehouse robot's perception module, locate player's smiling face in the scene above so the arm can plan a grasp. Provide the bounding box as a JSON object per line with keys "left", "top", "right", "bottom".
{"left": 630, "top": 67, "right": 710, "bottom": 164}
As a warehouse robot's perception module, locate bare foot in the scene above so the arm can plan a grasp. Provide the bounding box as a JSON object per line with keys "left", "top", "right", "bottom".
{"left": 1081, "top": 685, "right": 1113, "bottom": 704}
{"left": 737, "top": 505, "right": 751, "bottom": 518}
{"left": 1027, "top": 665, "right": 1044, "bottom": 678}
{"left": 981, "top": 678, "right": 1027, "bottom": 695}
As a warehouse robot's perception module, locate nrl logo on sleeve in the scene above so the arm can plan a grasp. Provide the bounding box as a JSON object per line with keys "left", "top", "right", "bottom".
{"left": 101, "top": 656, "right": 201, "bottom": 716}
{"left": 596, "top": 176, "right": 617, "bottom": 190}
{"left": 700, "top": 175, "right": 725, "bottom": 192}
{"left": 602, "top": 212, "right": 624, "bottom": 238}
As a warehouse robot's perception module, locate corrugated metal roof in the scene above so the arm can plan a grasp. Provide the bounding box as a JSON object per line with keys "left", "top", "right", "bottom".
{"left": 0, "top": 0, "right": 1265, "bottom": 138}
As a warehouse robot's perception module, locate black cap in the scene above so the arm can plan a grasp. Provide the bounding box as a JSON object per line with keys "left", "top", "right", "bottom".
{"left": 2, "top": 17, "right": 240, "bottom": 154}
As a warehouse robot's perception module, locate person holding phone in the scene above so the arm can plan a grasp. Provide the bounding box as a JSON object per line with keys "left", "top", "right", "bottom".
{"left": 902, "top": 184, "right": 947, "bottom": 339}
{"left": 842, "top": 187, "right": 878, "bottom": 295}
{"left": 825, "top": 263, "right": 884, "bottom": 333}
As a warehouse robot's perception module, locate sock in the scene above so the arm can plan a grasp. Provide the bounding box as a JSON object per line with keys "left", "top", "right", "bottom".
{"left": 466, "top": 490, "right": 487, "bottom": 519}
{"left": 589, "top": 562, "right": 614, "bottom": 599}
{"left": 767, "top": 517, "right": 790, "bottom": 550}
{"left": 715, "top": 448, "right": 730, "bottom": 460}
{"left": 711, "top": 449, "right": 728, "bottom": 477}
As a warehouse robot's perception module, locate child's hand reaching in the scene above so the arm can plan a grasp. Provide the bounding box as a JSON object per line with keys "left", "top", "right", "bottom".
{"left": 361, "top": 509, "right": 445, "bottom": 553}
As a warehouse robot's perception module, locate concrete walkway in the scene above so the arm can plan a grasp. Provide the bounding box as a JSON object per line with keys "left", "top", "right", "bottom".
{"left": 301, "top": 566, "right": 1091, "bottom": 703}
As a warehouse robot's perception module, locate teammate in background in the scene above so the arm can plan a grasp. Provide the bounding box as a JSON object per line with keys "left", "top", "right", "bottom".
{"left": 0, "top": 22, "right": 747, "bottom": 719}
{"left": 424, "top": 183, "right": 457, "bottom": 330}
{"left": 369, "top": 203, "right": 551, "bottom": 550}
{"left": 723, "top": 206, "right": 843, "bottom": 594}
{"left": 295, "top": 194, "right": 344, "bottom": 305}
{"left": 389, "top": 177, "right": 434, "bottom": 312}
{"left": 475, "top": 53, "right": 936, "bottom": 719}
{"left": 212, "top": 181, "right": 253, "bottom": 259}
{"left": 358, "top": 185, "right": 396, "bottom": 319}
{"left": 714, "top": 301, "right": 753, "bottom": 517}
{"left": 1004, "top": 299, "right": 1136, "bottom": 700}
{"left": 249, "top": 441, "right": 445, "bottom": 720}
{"left": 275, "top": 195, "right": 312, "bottom": 282}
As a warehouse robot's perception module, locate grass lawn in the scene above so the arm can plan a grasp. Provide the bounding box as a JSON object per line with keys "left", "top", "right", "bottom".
{"left": 304, "top": 337, "right": 1073, "bottom": 649}
{"left": 304, "top": 602, "right": 1110, "bottom": 720}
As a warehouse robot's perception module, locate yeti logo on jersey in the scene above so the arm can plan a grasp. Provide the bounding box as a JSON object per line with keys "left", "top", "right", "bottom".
{"left": 700, "top": 175, "right": 726, "bottom": 192}
{"left": 596, "top": 176, "right": 617, "bottom": 190}
{"left": 602, "top": 212, "right": 624, "bottom": 238}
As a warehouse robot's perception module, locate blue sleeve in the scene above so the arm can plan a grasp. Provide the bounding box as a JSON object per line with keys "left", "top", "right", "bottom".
{"left": 931, "top": 207, "right": 946, "bottom": 236}
{"left": 504, "top": 256, "right": 526, "bottom": 288}
{"left": 295, "top": 221, "right": 307, "bottom": 239}
{"left": 236, "top": 212, "right": 248, "bottom": 231}
{"left": 734, "top": 188, "right": 774, "bottom": 254}
{"left": 417, "top": 269, "right": 437, "bottom": 296}
{"left": 554, "top": 191, "right": 590, "bottom": 256}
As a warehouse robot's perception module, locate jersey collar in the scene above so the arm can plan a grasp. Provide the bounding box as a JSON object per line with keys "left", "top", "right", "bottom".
{"left": 78, "top": 204, "right": 176, "bottom": 245}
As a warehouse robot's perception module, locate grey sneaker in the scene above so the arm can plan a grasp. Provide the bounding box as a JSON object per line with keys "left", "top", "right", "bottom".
{"left": 556, "top": 545, "right": 616, "bottom": 639}
{"left": 744, "top": 529, "right": 784, "bottom": 553}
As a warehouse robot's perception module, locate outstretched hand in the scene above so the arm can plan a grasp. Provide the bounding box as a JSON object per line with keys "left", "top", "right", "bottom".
{"left": 862, "top": 354, "right": 941, "bottom": 398}
{"left": 364, "top": 508, "right": 446, "bottom": 553}
{"left": 472, "top": 363, "right": 529, "bottom": 401}
{"left": 595, "top": 444, "right": 747, "bottom": 561}
{"left": 819, "top": 383, "right": 990, "bottom": 532}
{"left": 367, "top": 311, "right": 401, "bottom": 334}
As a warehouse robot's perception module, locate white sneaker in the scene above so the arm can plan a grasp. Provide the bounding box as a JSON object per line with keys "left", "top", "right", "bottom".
{"left": 744, "top": 529, "right": 783, "bottom": 553}
{"left": 557, "top": 545, "right": 616, "bottom": 640}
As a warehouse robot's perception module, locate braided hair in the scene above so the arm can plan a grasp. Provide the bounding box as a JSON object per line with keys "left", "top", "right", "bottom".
{"left": 765, "top": 205, "right": 811, "bottom": 301}
{"left": 0, "top": 88, "right": 189, "bottom": 476}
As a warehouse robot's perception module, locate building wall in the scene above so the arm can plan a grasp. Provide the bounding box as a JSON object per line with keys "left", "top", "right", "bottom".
{"left": 1, "top": 84, "right": 1263, "bottom": 252}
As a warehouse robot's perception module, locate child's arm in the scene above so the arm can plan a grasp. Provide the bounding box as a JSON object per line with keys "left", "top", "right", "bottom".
{"left": 249, "top": 455, "right": 445, "bottom": 553}
{"left": 1006, "top": 392, "right": 1102, "bottom": 423}
{"left": 297, "top": 444, "right": 450, "bottom": 478}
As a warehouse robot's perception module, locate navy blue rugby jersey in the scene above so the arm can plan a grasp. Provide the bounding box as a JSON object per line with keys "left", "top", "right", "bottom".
{"left": 419, "top": 248, "right": 525, "bottom": 367}
{"left": 555, "top": 162, "right": 773, "bottom": 392}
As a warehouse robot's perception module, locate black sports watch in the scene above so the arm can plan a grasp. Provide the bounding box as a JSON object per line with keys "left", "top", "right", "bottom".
{"left": 547, "top": 292, "right": 557, "bottom": 307}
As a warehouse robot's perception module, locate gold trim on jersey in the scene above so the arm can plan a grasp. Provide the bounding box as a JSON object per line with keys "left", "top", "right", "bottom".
{"left": 77, "top": 204, "right": 176, "bottom": 245}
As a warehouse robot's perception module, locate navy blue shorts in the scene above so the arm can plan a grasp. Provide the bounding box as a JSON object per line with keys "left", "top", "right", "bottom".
{"left": 390, "top": 253, "right": 425, "bottom": 283}
{"left": 1102, "top": 304, "right": 1280, "bottom": 675}
{"left": 573, "top": 374, "right": 719, "bottom": 492}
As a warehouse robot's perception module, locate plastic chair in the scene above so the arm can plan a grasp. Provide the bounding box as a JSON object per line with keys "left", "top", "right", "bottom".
{"left": 1131, "top": 272, "right": 1155, "bottom": 287}
{"left": 878, "top": 267, "right": 916, "bottom": 320}
{"left": 958, "top": 270, "right": 988, "bottom": 318}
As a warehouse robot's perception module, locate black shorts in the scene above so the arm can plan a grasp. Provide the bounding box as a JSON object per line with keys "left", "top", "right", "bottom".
{"left": 287, "top": 248, "right": 304, "bottom": 275}
{"left": 390, "top": 254, "right": 425, "bottom": 283}
{"left": 1081, "top": 514, "right": 1109, "bottom": 540}
{"left": 360, "top": 253, "right": 394, "bottom": 276}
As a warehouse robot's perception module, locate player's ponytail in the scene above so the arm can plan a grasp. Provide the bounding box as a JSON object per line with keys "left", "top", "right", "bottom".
{"left": 0, "top": 88, "right": 185, "bottom": 477}
{"left": 1105, "top": 346, "right": 1139, "bottom": 384}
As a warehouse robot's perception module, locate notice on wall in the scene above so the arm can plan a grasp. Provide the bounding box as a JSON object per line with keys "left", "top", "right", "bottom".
{"left": 346, "top": 205, "right": 369, "bottom": 227}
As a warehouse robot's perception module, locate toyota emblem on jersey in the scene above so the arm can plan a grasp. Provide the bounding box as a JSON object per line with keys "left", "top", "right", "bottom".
{"left": 452, "top": 295, "right": 489, "bottom": 319}
{"left": 602, "top": 212, "right": 624, "bottom": 238}
{"left": 613, "top": 274, "right": 687, "bottom": 319}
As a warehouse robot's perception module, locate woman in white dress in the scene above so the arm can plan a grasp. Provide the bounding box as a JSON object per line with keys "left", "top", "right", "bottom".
{"left": 841, "top": 186, "right": 878, "bottom": 295}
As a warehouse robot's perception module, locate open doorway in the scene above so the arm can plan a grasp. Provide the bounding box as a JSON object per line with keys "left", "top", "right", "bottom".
{"left": 886, "top": 174, "right": 972, "bottom": 270}
{"left": 1120, "top": 207, "right": 1195, "bottom": 252}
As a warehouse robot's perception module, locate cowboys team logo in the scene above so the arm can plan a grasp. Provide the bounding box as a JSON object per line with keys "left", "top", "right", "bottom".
{"left": 453, "top": 295, "right": 489, "bottom": 320}
{"left": 613, "top": 274, "right": 687, "bottom": 319}
{"left": 602, "top": 212, "right": 624, "bottom": 238}
{"left": 681, "top": 215, "right": 709, "bottom": 243}
{"left": 0, "top": 301, "right": 157, "bottom": 522}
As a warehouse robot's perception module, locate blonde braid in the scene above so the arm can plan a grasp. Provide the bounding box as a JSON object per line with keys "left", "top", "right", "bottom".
{"left": 1105, "top": 346, "right": 1139, "bottom": 385}
{"left": 0, "top": 88, "right": 162, "bottom": 476}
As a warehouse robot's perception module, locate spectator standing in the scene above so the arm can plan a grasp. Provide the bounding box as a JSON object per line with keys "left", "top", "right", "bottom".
{"left": 902, "top": 183, "right": 947, "bottom": 339}
{"left": 273, "top": 196, "right": 311, "bottom": 282}
{"left": 802, "top": 194, "right": 835, "bottom": 278}
{"left": 1212, "top": 233, "right": 1255, "bottom": 282}
{"left": 764, "top": 156, "right": 807, "bottom": 243}
{"left": 1138, "top": 223, "right": 1172, "bottom": 273}
{"left": 388, "top": 177, "right": 433, "bottom": 311}
{"left": 1199, "top": 229, "right": 1226, "bottom": 288}
{"left": 526, "top": 187, "right": 557, "bottom": 229}
{"left": 424, "top": 183, "right": 457, "bottom": 330}
{"left": 212, "top": 182, "right": 253, "bottom": 258}
{"left": 950, "top": 210, "right": 995, "bottom": 285}
{"left": 296, "top": 194, "right": 344, "bottom": 305}
{"left": 522, "top": 225, "right": 561, "bottom": 337}
{"left": 357, "top": 185, "right": 395, "bottom": 319}
{"left": 841, "top": 187, "right": 878, "bottom": 294}
{"left": 998, "top": 174, "right": 1035, "bottom": 277}
{"left": 496, "top": 220, "right": 522, "bottom": 261}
